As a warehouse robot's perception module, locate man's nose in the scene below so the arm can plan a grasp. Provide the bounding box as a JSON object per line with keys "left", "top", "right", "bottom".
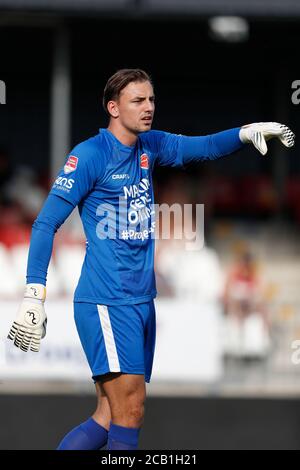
{"left": 145, "top": 99, "right": 154, "bottom": 112}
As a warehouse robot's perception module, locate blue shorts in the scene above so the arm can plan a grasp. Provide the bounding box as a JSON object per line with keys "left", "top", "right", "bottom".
{"left": 74, "top": 300, "right": 156, "bottom": 383}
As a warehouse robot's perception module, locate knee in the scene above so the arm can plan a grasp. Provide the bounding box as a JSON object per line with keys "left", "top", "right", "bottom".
{"left": 113, "top": 395, "right": 145, "bottom": 428}
{"left": 127, "top": 402, "right": 145, "bottom": 427}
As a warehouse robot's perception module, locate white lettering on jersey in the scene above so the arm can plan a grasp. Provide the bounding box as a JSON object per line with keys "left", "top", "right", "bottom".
{"left": 53, "top": 176, "right": 75, "bottom": 190}
{"left": 123, "top": 178, "right": 150, "bottom": 199}
{"left": 121, "top": 178, "right": 154, "bottom": 229}
{"left": 112, "top": 174, "right": 130, "bottom": 180}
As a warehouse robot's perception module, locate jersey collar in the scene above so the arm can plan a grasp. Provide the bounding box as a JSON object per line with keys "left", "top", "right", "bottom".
{"left": 100, "top": 128, "right": 136, "bottom": 152}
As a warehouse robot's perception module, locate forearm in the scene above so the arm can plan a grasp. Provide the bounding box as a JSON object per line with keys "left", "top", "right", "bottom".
{"left": 179, "top": 127, "right": 244, "bottom": 164}
{"left": 26, "top": 222, "right": 56, "bottom": 285}
{"left": 26, "top": 194, "right": 74, "bottom": 285}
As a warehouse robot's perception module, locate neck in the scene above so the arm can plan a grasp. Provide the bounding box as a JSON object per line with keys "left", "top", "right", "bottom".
{"left": 107, "top": 121, "right": 138, "bottom": 147}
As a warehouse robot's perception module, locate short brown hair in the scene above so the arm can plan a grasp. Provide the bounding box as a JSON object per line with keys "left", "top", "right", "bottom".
{"left": 103, "top": 68, "right": 152, "bottom": 116}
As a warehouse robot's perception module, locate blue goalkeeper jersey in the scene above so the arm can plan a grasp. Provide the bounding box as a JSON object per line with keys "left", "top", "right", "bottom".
{"left": 49, "top": 128, "right": 185, "bottom": 305}
{"left": 47, "top": 126, "right": 243, "bottom": 305}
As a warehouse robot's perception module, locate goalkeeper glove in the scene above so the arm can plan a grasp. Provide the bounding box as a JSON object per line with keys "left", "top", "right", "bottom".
{"left": 7, "top": 283, "right": 47, "bottom": 352}
{"left": 239, "top": 122, "right": 295, "bottom": 155}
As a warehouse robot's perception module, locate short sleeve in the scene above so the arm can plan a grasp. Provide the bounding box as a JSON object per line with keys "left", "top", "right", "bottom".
{"left": 49, "top": 141, "right": 101, "bottom": 207}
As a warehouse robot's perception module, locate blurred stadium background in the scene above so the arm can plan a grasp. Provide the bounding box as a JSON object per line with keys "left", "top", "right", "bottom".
{"left": 1, "top": 0, "right": 300, "bottom": 450}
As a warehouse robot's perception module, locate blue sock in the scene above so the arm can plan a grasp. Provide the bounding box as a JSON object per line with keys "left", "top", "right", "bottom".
{"left": 108, "top": 423, "right": 140, "bottom": 450}
{"left": 57, "top": 417, "right": 108, "bottom": 450}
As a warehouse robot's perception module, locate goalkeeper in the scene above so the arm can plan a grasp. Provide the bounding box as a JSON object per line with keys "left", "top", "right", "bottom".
{"left": 7, "top": 69, "right": 295, "bottom": 450}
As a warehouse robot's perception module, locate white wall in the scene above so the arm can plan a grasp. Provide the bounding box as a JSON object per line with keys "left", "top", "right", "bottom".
{"left": 0, "top": 298, "right": 223, "bottom": 383}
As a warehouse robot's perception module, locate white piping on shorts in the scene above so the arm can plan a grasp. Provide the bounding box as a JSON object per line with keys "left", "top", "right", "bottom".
{"left": 97, "top": 304, "right": 121, "bottom": 372}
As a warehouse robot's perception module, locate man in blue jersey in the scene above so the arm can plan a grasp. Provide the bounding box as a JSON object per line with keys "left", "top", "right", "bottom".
{"left": 7, "top": 69, "right": 295, "bottom": 450}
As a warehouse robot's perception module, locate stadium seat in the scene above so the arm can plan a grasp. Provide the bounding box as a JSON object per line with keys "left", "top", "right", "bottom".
{"left": 0, "top": 222, "right": 31, "bottom": 248}
{"left": 211, "top": 176, "right": 241, "bottom": 215}
{"left": 239, "top": 175, "right": 278, "bottom": 215}
{"left": 286, "top": 176, "right": 300, "bottom": 223}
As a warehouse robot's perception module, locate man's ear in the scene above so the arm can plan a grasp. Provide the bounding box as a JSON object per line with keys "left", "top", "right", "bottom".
{"left": 107, "top": 100, "right": 119, "bottom": 118}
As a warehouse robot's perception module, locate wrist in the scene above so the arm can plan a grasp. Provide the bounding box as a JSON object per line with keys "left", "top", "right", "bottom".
{"left": 24, "top": 283, "right": 46, "bottom": 302}
{"left": 239, "top": 125, "right": 250, "bottom": 144}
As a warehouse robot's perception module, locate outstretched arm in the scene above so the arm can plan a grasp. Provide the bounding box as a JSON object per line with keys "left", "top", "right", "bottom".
{"left": 153, "top": 123, "right": 295, "bottom": 168}
{"left": 179, "top": 123, "right": 295, "bottom": 164}
{"left": 179, "top": 127, "right": 244, "bottom": 164}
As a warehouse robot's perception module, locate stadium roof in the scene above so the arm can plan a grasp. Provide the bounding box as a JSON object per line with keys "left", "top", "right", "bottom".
{"left": 0, "top": 0, "right": 300, "bottom": 17}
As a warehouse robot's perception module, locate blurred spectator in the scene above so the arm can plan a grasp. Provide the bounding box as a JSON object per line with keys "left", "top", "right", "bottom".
{"left": 5, "top": 165, "right": 47, "bottom": 222}
{"left": 0, "top": 145, "right": 46, "bottom": 219}
{"left": 222, "top": 244, "right": 270, "bottom": 358}
{"left": 0, "top": 146, "right": 47, "bottom": 247}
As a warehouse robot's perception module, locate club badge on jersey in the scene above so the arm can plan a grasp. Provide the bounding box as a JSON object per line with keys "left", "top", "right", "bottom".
{"left": 64, "top": 155, "right": 78, "bottom": 174}
{"left": 140, "top": 153, "right": 149, "bottom": 170}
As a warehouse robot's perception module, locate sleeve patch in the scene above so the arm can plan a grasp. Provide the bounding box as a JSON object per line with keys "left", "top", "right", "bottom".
{"left": 64, "top": 155, "right": 78, "bottom": 174}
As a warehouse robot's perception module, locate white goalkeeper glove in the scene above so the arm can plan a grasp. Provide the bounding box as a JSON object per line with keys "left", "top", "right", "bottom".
{"left": 239, "top": 122, "right": 295, "bottom": 155}
{"left": 7, "top": 283, "right": 47, "bottom": 352}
